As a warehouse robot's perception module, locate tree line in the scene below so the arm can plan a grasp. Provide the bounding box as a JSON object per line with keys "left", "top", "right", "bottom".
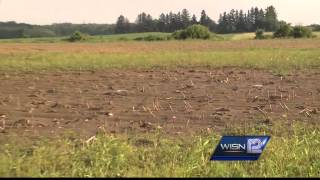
{"left": 0, "top": 6, "right": 319, "bottom": 39}
{"left": 115, "top": 9, "right": 217, "bottom": 34}
{"left": 217, "top": 6, "right": 279, "bottom": 33}
{"left": 0, "top": 22, "right": 115, "bottom": 38}
{"left": 115, "top": 6, "right": 279, "bottom": 34}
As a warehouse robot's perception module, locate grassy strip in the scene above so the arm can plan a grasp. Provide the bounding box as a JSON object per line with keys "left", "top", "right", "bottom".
{"left": 0, "top": 122, "right": 319, "bottom": 177}
{"left": 0, "top": 32, "right": 319, "bottom": 43}
{"left": 0, "top": 49, "right": 320, "bottom": 74}
{"left": 0, "top": 32, "right": 171, "bottom": 43}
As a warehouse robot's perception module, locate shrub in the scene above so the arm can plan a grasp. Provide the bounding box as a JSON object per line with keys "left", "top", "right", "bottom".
{"left": 172, "top": 30, "right": 188, "bottom": 40}
{"left": 273, "top": 23, "right": 292, "bottom": 38}
{"left": 185, "top": 25, "right": 211, "bottom": 39}
{"left": 255, "top": 29, "right": 265, "bottom": 39}
{"left": 118, "top": 37, "right": 129, "bottom": 41}
{"left": 134, "top": 35, "right": 168, "bottom": 41}
{"left": 143, "top": 35, "right": 167, "bottom": 41}
{"left": 67, "top": 31, "right": 88, "bottom": 42}
{"left": 172, "top": 25, "right": 211, "bottom": 40}
{"left": 133, "top": 37, "right": 144, "bottom": 41}
{"left": 291, "top": 26, "right": 313, "bottom": 38}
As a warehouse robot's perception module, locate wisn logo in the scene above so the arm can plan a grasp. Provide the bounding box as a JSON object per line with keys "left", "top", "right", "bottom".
{"left": 210, "top": 136, "right": 270, "bottom": 161}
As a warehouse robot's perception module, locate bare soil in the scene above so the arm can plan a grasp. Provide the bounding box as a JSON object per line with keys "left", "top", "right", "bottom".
{"left": 0, "top": 68, "right": 319, "bottom": 138}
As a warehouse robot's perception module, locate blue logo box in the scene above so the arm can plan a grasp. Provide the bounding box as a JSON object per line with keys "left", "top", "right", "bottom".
{"left": 210, "top": 136, "right": 271, "bottom": 161}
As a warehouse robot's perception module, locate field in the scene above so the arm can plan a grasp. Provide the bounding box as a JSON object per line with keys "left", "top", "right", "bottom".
{"left": 0, "top": 34, "right": 320, "bottom": 177}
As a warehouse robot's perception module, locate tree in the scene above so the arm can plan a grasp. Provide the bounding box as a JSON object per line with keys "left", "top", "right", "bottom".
{"left": 135, "top": 12, "right": 155, "bottom": 32}
{"left": 199, "top": 10, "right": 216, "bottom": 32}
{"left": 176, "top": 12, "right": 183, "bottom": 30}
{"left": 157, "top": 13, "right": 167, "bottom": 32}
{"left": 168, "top": 12, "right": 175, "bottom": 32}
{"left": 115, "top": 15, "right": 130, "bottom": 34}
{"left": 67, "top": 31, "right": 88, "bottom": 42}
{"left": 248, "top": 8, "right": 255, "bottom": 31}
{"left": 181, "top": 9, "right": 191, "bottom": 28}
{"left": 200, "top": 10, "right": 208, "bottom": 26}
{"left": 236, "top": 10, "right": 246, "bottom": 32}
{"left": 217, "top": 12, "right": 228, "bottom": 33}
{"left": 191, "top": 14, "right": 198, "bottom": 25}
{"left": 264, "top": 6, "right": 279, "bottom": 31}
{"left": 257, "top": 8, "right": 265, "bottom": 29}
{"left": 227, "top": 9, "right": 236, "bottom": 33}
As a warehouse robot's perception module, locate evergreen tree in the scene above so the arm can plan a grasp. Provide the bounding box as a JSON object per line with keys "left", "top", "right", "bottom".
{"left": 236, "top": 10, "right": 246, "bottom": 32}
{"left": 217, "top": 12, "right": 228, "bottom": 33}
{"left": 165, "top": 14, "right": 170, "bottom": 32}
{"left": 256, "top": 8, "right": 265, "bottom": 29}
{"left": 181, "top": 9, "right": 191, "bottom": 28}
{"left": 135, "top": 12, "right": 155, "bottom": 32}
{"left": 115, "top": 15, "right": 130, "bottom": 34}
{"left": 200, "top": 10, "right": 216, "bottom": 32}
{"left": 191, "top": 14, "right": 198, "bottom": 25}
{"left": 157, "top": 13, "right": 166, "bottom": 32}
{"left": 200, "top": 10, "right": 208, "bottom": 26}
{"left": 264, "top": 6, "right": 279, "bottom": 31}
{"left": 228, "top": 9, "right": 236, "bottom": 32}
{"left": 168, "top": 12, "right": 175, "bottom": 32}
{"left": 176, "top": 12, "right": 183, "bottom": 30}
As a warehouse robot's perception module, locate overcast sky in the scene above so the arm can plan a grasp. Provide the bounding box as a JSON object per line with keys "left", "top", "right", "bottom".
{"left": 0, "top": 0, "right": 319, "bottom": 25}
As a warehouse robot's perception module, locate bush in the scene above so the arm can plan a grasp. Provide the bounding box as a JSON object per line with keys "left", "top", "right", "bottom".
{"left": 255, "top": 29, "right": 273, "bottom": 40}
{"left": 118, "top": 37, "right": 129, "bottom": 41}
{"left": 273, "top": 23, "right": 292, "bottom": 38}
{"left": 143, "top": 35, "right": 167, "bottom": 41}
{"left": 185, "top": 25, "right": 211, "bottom": 39}
{"left": 291, "top": 26, "right": 313, "bottom": 38}
{"left": 67, "top": 31, "right": 88, "bottom": 42}
{"left": 134, "top": 35, "right": 168, "bottom": 41}
{"left": 172, "top": 25, "right": 211, "bottom": 40}
{"left": 255, "top": 29, "right": 265, "bottom": 39}
{"left": 273, "top": 23, "right": 314, "bottom": 39}
{"left": 172, "top": 30, "right": 188, "bottom": 40}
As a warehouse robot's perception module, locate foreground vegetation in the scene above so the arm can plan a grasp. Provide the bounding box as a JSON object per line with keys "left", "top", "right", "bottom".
{"left": 0, "top": 122, "right": 319, "bottom": 177}
{"left": 0, "top": 45, "right": 320, "bottom": 74}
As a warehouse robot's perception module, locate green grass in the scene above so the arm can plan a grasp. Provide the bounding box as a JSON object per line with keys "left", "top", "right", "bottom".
{"left": 0, "top": 32, "right": 171, "bottom": 43}
{"left": 0, "top": 31, "right": 319, "bottom": 43}
{"left": 0, "top": 122, "right": 319, "bottom": 177}
{"left": 1, "top": 48, "right": 320, "bottom": 74}
{"left": 0, "top": 32, "right": 246, "bottom": 43}
{"left": 0, "top": 36, "right": 65, "bottom": 43}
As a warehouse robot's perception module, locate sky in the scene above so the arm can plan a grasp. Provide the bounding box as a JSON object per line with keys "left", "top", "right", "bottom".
{"left": 0, "top": 0, "right": 319, "bottom": 25}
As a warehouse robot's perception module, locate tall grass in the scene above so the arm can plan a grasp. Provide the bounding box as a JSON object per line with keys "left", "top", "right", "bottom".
{"left": 0, "top": 122, "right": 319, "bottom": 177}
{"left": 0, "top": 48, "right": 320, "bottom": 74}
